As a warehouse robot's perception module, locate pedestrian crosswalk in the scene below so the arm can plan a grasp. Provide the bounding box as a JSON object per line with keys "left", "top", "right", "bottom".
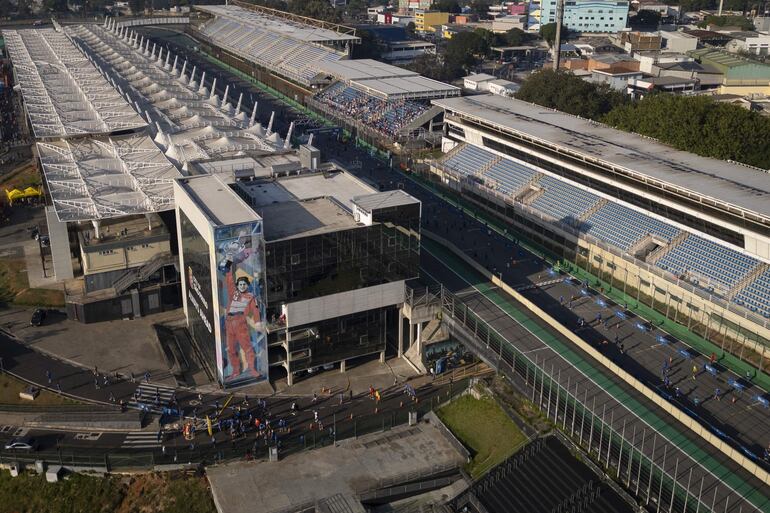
{"left": 121, "top": 431, "right": 162, "bottom": 449}
{"left": 127, "top": 383, "right": 177, "bottom": 414}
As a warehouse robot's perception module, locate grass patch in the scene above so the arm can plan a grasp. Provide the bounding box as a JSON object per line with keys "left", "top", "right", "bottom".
{"left": 0, "top": 373, "right": 76, "bottom": 406}
{"left": 437, "top": 394, "right": 527, "bottom": 478}
{"left": 0, "top": 259, "right": 64, "bottom": 308}
{"left": 0, "top": 470, "right": 217, "bottom": 513}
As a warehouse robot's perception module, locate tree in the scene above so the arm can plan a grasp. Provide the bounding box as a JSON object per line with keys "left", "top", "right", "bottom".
{"left": 539, "top": 22, "right": 568, "bottom": 47}
{"left": 128, "top": 0, "right": 144, "bottom": 15}
{"left": 602, "top": 95, "right": 770, "bottom": 168}
{"left": 406, "top": 21, "right": 416, "bottom": 36}
{"left": 469, "top": 0, "right": 492, "bottom": 16}
{"left": 515, "top": 69, "right": 629, "bottom": 120}
{"left": 405, "top": 53, "right": 460, "bottom": 81}
{"left": 346, "top": 0, "right": 366, "bottom": 18}
{"left": 698, "top": 15, "right": 755, "bottom": 30}
{"left": 433, "top": 0, "right": 461, "bottom": 14}
{"left": 445, "top": 30, "right": 488, "bottom": 70}
{"left": 505, "top": 28, "right": 530, "bottom": 47}
{"left": 630, "top": 9, "right": 661, "bottom": 27}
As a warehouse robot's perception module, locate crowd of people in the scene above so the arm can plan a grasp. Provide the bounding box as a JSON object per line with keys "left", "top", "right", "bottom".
{"left": 315, "top": 83, "right": 429, "bottom": 138}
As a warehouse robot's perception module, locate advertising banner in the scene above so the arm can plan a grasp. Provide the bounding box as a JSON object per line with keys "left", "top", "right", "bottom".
{"left": 215, "top": 222, "right": 268, "bottom": 386}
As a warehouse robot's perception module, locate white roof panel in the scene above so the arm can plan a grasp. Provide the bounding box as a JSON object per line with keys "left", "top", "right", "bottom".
{"left": 4, "top": 28, "right": 145, "bottom": 139}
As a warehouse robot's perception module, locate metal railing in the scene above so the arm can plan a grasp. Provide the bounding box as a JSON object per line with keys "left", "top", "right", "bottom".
{"left": 404, "top": 283, "right": 759, "bottom": 513}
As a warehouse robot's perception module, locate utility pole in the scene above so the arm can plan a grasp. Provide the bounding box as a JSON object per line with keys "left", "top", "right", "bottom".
{"left": 718, "top": 0, "right": 724, "bottom": 16}
{"left": 552, "top": 0, "right": 565, "bottom": 71}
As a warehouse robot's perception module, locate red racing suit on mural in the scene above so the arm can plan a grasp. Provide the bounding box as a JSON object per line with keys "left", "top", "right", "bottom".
{"left": 224, "top": 269, "right": 260, "bottom": 376}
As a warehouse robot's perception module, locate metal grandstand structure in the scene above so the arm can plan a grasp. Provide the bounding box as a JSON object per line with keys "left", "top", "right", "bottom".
{"left": 217, "top": 0, "right": 359, "bottom": 41}
{"left": 193, "top": 4, "right": 353, "bottom": 86}
{"left": 3, "top": 28, "right": 146, "bottom": 139}
{"left": 67, "top": 21, "right": 286, "bottom": 166}
{"left": 37, "top": 134, "right": 180, "bottom": 222}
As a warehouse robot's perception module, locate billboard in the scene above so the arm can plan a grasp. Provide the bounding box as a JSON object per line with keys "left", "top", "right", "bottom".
{"left": 215, "top": 221, "right": 268, "bottom": 386}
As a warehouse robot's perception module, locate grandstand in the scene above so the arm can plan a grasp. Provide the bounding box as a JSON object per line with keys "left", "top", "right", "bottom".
{"left": 3, "top": 28, "right": 146, "bottom": 139}
{"left": 453, "top": 437, "right": 635, "bottom": 513}
{"left": 309, "top": 60, "right": 458, "bottom": 145}
{"left": 430, "top": 94, "right": 770, "bottom": 357}
{"left": 193, "top": 3, "right": 356, "bottom": 87}
{"left": 67, "top": 23, "right": 285, "bottom": 167}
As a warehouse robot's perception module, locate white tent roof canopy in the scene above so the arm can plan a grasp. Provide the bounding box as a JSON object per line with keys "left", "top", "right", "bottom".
{"left": 38, "top": 134, "right": 181, "bottom": 222}
{"left": 3, "top": 28, "right": 146, "bottom": 139}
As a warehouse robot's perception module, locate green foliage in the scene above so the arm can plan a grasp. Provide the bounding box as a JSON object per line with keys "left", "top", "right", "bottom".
{"left": 405, "top": 53, "right": 464, "bottom": 82}
{"left": 406, "top": 21, "right": 416, "bottom": 35}
{"left": 445, "top": 30, "right": 488, "bottom": 69}
{"left": 602, "top": 95, "right": 770, "bottom": 169}
{"left": 434, "top": 0, "right": 461, "bottom": 13}
{"left": 128, "top": 0, "right": 145, "bottom": 15}
{"left": 0, "top": 472, "right": 124, "bottom": 513}
{"left": 515, "top": 69, "right": 629, "bottom": 120}
{"left": 629, "top": 9, "right": 661, "bottom": 27}
{"left": 346, "top": 0, "right": 366, "bottom": 17}
{"left": 539, "top": 22, "right": 568, "bottom": 47}
{"left": 469, "top": 0, "right": 492, "bottom": 16}
{"left": 505, "top": 27, "right": 532, "bottom": 47}
{"left": 698, "top": 15, "right": 755, "bottom": 30}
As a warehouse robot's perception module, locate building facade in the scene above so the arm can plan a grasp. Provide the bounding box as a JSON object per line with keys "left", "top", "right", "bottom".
{"left": 175, "top": 167, "right": 421, "bottom": 388}
{"left": 539, "top": 0, "right": 629, "bottom": 32}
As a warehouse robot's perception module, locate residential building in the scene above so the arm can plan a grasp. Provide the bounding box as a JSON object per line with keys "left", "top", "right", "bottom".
{"left": 635, "top": 52, "right": 692, "bottom": 73}
{"left": 726, "top": 33, "right": 770, "bottom": 56}
{"left": 627, "top": 75, "right": 699, "bottom": 98}
{"left": 398, "top": 0, "right": 431, "bottom": 13}
{"left": 539, "top": 0, "right": 630, "bottom": 33}
{"left": 488, "top": 78, "right": 520, "bottom": 96}
{"left": 616, "top": 30, "right": 662, "bottom": 51}
{"left": 492, "top": 15, "right": 528, "bottom": 32}
{"left": 464, "top": 73, "right": 497, "bottom": 91}
{"left": 587, "top": 69, "right": 644, "bottom": 90}
{"left": 414, "top": 10, "right": 450, "bottom": 32}
{"left": 660, "top": 30, "right": 699, "bottom": 53}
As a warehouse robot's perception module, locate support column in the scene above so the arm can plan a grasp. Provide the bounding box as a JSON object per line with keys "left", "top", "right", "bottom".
{"left": 286, "top": 370, "right": 293, "bottom": 386}
{"left": 398, "top": 310, "right": 404, "bottom": 357}
{"left": 416, "top": 322, "right": 423, "bottom": 357}
{"left": 379, "top": 351, "right": 385, "bottom": 363}
{"left": 340, "top": 360, "right": 346, "bottom": 373}
{"left": 408, "top": 322, "right": 415, "bottom": 351}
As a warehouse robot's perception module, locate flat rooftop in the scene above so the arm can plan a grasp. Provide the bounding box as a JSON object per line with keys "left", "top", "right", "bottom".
{"left": 4, "top": 28, "right": 146, "bottom": 139}
{"left": 433, "top": 94, "right": 770, "bottom": 219}
{"left": 177, "top": 174, "right": 260, "bottom": 226}
{"left": 317, "top": 59, "right": 419, "bottom": 81}
{"left": 256, "top": 197, "right": 359, "bottom": 241}
{"left": 352, "top": 189, "right": 420, "bottom": 213}
{"left": 238, "top": 170, "right": 376, "bottom": 240}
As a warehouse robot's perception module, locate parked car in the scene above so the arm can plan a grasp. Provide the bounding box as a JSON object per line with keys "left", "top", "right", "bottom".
{"left": 4, "top": 437, "right": 38, "bottom": 451}
{"left": 30, "top": 308, "right": 46, "bottom": 327}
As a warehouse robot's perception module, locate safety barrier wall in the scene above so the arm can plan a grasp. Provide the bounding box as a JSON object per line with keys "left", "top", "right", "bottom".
{"left": 422, "top": 230, "right": 770, "bottom": 488}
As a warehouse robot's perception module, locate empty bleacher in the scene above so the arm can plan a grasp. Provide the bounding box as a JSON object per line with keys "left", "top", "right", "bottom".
{"left": 483, "top": 158, "right": 538, "bottom": 196}
{"left": 442, "top": 145, "right": 498, "bottom": 178}
{"left": 469, "top": 437, "right": 633, "bottom": 513}
{"left": 655, "top": 235, "right": 759, "bottom": 292}
{"left": 584, "top": 202, "right": 681, "bottom": 251}
{"left": 530, "top": 175, "right": 601, "bottom": 223}
{"left": 733, "top": 268, "right": 770, "bottom": 318}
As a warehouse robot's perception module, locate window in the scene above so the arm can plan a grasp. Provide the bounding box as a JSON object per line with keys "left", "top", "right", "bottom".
{"left": 639, "top": 279, "right": 651, "bottom": 288}
{"left": 291, "top": 254, "right": 300, "bottom": 265}
{"left": 142, "top": 243, "right": 150, "bottom": 248}
{"left": 655, "top": 286, "right": 667, "bottom": 295}
{"left": 686, "top": 302, "right": 700, "bottom": 312}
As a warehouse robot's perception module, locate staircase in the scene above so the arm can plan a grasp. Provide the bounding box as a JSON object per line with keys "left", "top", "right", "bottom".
{"left": 112, "top": 252, "right": 176, "bottom": 295}
{"left": 727, "top": 262, "right": 770, "bottom": 300}
{"left": 578, "top": 198, "right": 608, "bottom": 223}
{"left": 516, "top": 184, "right": 545, "bottom": 205}
{"left": 646, "top": 231, "right": 689, "bottom": 265}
